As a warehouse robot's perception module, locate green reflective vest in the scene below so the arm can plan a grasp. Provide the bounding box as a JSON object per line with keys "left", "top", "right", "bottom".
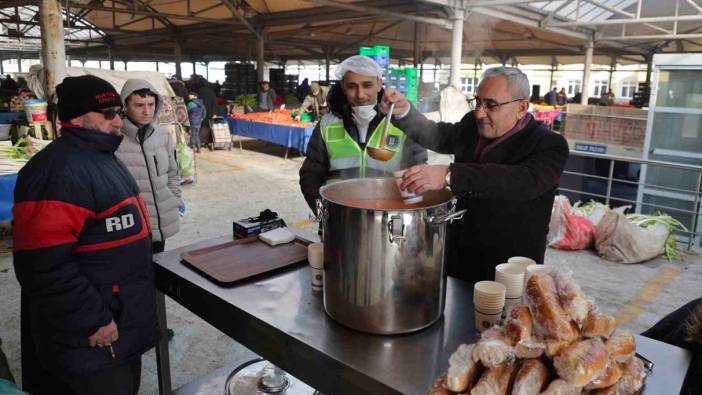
{"left": 320, "top": 114, "right": 405, "bottom": 174}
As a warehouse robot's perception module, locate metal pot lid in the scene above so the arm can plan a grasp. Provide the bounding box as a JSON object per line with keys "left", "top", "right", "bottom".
{"left": 226, "top": 359, "right": 321, "bottom": 395}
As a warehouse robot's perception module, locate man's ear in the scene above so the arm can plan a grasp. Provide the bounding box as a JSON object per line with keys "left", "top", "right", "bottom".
{"left": 517, "top": 100, "right": 529, "bottom": 119}
{"left": 70, "top": 116, "right": 85, "bottom": 127}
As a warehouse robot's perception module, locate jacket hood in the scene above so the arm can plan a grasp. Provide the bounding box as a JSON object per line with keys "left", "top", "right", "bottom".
{"left": 121, "top": 79, "right": 163, "bottom": 122}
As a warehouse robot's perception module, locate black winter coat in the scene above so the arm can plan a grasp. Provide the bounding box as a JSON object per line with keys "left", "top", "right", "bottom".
{"left": 12, "top": 128, "right": 156, "bottom": 380}
{"left": 393, "top": 108, "right": 569, "bottom": 284}
{"left": 299, "top": 85, "right": 428, "bottom": 211}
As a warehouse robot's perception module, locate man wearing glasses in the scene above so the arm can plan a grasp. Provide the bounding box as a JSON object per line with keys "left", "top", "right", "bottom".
{"left": 382, "top": 67, "right": 569, "bottom": 284}
{"left": 13, "top": 75, "right": 155, "bottom": 395}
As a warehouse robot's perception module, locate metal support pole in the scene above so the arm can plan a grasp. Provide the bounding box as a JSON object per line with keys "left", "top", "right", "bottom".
{"left": 124, "top": 60, "right": 128, "bottom": 71}
{"left": 689, "top": 172, "right": 702, "bottom": 250}
{"left": 325, "top": 50, "right": 330, "bottom": 83}
{"left": 413, "top": 22, "right": 421, "bottom": 68}
{"left": 605, "top": 160, "right": 615, "bottom": 206}
{"left": 39, "top": 0, "right": 67, "bottom": 100}
{"left": 644, "top": 52, "right": 653, "bottom": 87}
{"left": 205, "top": 62, "right": 209, "bottom": 81}
{"left": 608, "top": 57, "right": 616, "bottom": 92}
{"left": 108, "top": 45, "right": 115, "bottom": 70}
{"left": 449, "top": 8, "right": 464, "bottom": 90}
{"left": 581, "top": 40, "right": 593, "bottom": 105}
{"left": 156, "top": 61, "right": 159, "bottom": 72}
{"left": 174, "top": 39, "right": 183, "bottom": 79}
{"left": 549, "top": 57, "right": 556, "bottom": 89}
{"left": 17, "top": 57, "right": 22, "bottom": 73}
{"left": 154, "top": 290, "right": 172, "bottom": 395}
{"left": 257, "top": 32, "right": 265, "bottom": 82}
{"left": 0, "top": 59, "right": 4, "bottom": 75}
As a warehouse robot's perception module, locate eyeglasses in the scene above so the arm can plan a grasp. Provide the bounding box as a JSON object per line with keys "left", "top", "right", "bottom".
{"left": 95, "top": 108, "right": 123, "bottom": 120}
{"left": 468, "top": 97, "right": 525, "bottom": 111}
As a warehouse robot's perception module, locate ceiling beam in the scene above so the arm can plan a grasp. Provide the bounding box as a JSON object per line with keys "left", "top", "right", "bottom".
{"left": 62, "top": 2, "right": 244, "bottom": 25}
{"left": 219, "top": 0, "right": 262, "bottom": 40}
{"left": 300, "top": 0, "right": 452, "bottom": 29}
{"left": 546, "top": 14, "right": 702, "bottom": 28}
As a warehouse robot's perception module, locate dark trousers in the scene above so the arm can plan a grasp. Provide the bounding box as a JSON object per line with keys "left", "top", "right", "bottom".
{"left": 153, "top": 241, "right": 165, "bottom": 254}
{"left": 66, "top": 357, "right": 142, "bottom": 395}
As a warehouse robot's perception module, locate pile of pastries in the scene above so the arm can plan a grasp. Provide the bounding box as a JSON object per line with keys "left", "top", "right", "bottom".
{"left": 431, "top": 272, "right": 648, "bottom": 395}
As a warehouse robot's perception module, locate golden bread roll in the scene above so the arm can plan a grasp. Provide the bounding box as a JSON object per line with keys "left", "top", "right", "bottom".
{"left": 430, "top": 374, "right": 457, "bottom": 395}
{"left": 472, "top": 327, "right": 515, "bottom": 368}
{"left": 617, "top": 357, "right": 647, "bottom": 395}
{"left": 470, "top": 363, "right": 516, "bottom": 395}
{"left": 588, "top": 385, "right": 618, "bottom": 395}
{"left": 545, "top": 338, "right": 571, "bottom": 358}
{"left": 551, "top": 272, "right": 592, "bottom": 324}
{"left": 506, "top": 305, "right": 533, "bottom": 343}
{"left": 525, "top": 274, "right": 579, "bottom": 341}
{"left": 511, "top": 359, "right": 550, "bottom": 395}
{"left": 447, "top": 344, "right": 482, "bottom": 393}
{"left": 582, "top": 313, "right": 618, "bottom": 339}
{"left": 605, "top": 331, "right": 636, "bottom": 363}
{"left": 515, "top": 339, "right": 546, "bottom": 359}
{"left": 584, "top": 360, "right": 622, "bottom": 390}
{"left": 553, "top": 339, "right": 608, "bottom": 387}
{"left": 539, "top": 379, "right": 582, "bottom": 395}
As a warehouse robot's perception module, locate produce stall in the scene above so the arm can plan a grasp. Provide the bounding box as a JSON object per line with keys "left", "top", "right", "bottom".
{"left": 227, "top": 109, "right": 315, "bottom": 158}
{"left": 152, "top": 236, "right": 692, "bottom": 395}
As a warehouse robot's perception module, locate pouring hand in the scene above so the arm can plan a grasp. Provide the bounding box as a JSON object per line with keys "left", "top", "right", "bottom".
{"left": 380, "top": 88, "right": 410, "bottom": 116}
{"left": 400, "top": 165, "right": 449, "bottom": 194}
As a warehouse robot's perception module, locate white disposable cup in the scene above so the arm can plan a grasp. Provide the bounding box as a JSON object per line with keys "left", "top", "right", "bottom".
{"left": 474, "top": 306, "right": 503, "bottom": 332}
{"left": 308, "top": 243, "right": 324, "bottom": 291}
{"left": 508, "top": 256, "right": 537, "bottom": 272}
{"left": 495, "top": 263, "right": 525, "bottom": 299}
{"left": 524, "top": 264, "right": 552, "bottom": 287}
{"left": 474, "top": 281, "right": 506, "bottom": 311}
{"left": 393, "top": 169, "right": 423, "bottom": 205}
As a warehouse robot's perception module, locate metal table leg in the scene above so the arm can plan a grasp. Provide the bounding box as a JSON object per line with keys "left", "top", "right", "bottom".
{"left": 155, "top": 289, "right": 173, "bottom": 395}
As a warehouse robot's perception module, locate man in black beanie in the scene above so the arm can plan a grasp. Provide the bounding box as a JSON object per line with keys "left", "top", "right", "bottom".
{"left": 12, "top": 74, "right": 156, "bottom": 395}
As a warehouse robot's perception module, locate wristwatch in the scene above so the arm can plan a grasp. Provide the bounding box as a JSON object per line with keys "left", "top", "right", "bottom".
{"left": 444, "top": 170, "right": 451, "bottom": 188}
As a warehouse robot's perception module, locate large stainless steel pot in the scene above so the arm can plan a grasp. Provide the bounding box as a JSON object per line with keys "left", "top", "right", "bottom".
{"left": 317, "top": 178, "right": 465, "bottom": 334}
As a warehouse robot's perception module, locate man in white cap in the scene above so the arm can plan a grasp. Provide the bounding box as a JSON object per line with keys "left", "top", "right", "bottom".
{"left": 299, "top": 55, "right": 427, "bottom": 211}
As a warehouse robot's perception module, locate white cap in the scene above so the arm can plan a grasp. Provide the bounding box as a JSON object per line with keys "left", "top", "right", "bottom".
{"left": 334, "top": 55, "right": 384, "bottom": 80}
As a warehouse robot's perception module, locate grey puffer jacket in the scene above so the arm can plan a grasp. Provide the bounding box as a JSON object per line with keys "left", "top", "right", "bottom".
{"left": 116, "top": 79, "right": 182, "bottom": 243}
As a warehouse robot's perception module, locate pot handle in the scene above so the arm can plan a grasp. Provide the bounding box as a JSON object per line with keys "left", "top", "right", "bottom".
{"left": 388, "top": 215, "right": 406, "bottom": 243}
{"left": 315, "top": 199, "right": 326, "bottom": 241}
{"left": 428, "top": 209, "right": 467, "bottom": 224}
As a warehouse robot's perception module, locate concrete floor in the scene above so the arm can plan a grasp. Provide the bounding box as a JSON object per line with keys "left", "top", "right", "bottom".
{"left": 0, "top": 140, "right": 700, "bottom": 394}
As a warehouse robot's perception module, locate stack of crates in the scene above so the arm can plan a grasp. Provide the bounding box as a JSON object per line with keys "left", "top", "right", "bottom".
{"left": 388, "top": 67, "right": 418, "bottom": 105}
{"left": 359, "top": 45, "right": 390, "bottom": 82}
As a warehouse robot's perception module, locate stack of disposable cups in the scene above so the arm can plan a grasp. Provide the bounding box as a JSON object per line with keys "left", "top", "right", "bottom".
{"left": 307, "top": 242, "right": 324, "bottom": 292}
{"left": 473, "top": 281, "right": 506, "bottom": 333}
{"left": 495, "top": 263, "right": 525, "bottom": 318}
{"left": 508, "top": 256, "right": 536, "bottom": 273}
{"left": 524, "top": 264, "right": 552, "bottom": 287}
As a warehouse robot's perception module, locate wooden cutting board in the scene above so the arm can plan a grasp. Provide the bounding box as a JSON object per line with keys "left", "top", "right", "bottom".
{"left": 180, "top": 236, "right": 310, "bottom": 284}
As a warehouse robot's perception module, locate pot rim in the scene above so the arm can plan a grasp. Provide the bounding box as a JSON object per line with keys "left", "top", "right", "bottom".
{"left": 319, "top": 177, "right": 453, "bottom": 211}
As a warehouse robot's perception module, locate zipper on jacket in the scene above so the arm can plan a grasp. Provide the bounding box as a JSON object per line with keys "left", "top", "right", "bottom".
{"left": 153, "top": 155, "right": 159, "bottom": 177}
{"left": 140, "top": 139, "right": 163, "bottom": 241}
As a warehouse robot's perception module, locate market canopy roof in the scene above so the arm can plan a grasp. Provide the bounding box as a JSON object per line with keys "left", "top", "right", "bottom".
{"left": 2, "top": 0, "right": 701, "bottom": 66}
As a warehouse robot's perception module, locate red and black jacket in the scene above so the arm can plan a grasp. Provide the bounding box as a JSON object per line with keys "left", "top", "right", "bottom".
{"left": 13, "top": 127, "right": 156, "bottom": 377}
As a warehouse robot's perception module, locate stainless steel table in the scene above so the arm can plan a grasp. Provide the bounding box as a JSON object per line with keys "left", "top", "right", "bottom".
{"left": 154, "top": 236, "right": 692, "bottom": 395}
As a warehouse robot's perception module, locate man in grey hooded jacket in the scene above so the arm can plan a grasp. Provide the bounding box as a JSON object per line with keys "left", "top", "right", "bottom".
{"left": 116, "top": 79, "right": 182, "bottom": 253}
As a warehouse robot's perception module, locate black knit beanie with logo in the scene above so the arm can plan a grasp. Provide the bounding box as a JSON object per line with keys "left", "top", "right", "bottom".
{"left": 56, "top": 75, "right": 122, "bottom": 121}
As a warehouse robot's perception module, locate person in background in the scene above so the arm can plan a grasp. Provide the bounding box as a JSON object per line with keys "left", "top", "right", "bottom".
{"left": 257, "top": 81, "right": 276, "bottom": 112}
{"left": 169, "top": 78, "right": 189, "bottom": 102}
{"left": 13, "top": 75, "right": 156, "bottom": 395}
{"left": 195, "top": 77, "right": 217, "bottom": 120}
{"left": 186, "top": 92, "right": 206, "bottom": 153}
{"left": 642, "top": 298, "right": 701, "bottom": 394}
{"left": 0, "top": 75, "right": 17, "bottom": 92}
{"left": 299, "top": 55, "right": 427, "bottom": 212}
{"left": 295, "top": 82, "right": 330, "bottom": 121}
{"left": 116, "top": 79, "right": 182, "bottom": 255}
{"left": 381, "top": 67, "right": 569, "bottom": 284}
{"left": 213, "top": 80, "right": 222, "bottom": 96}
{"left": 543, "top": 87, "right": 558, "bottom": 106}
{"left": 557, "top": 88, "right": 567, "bottom": 105}
{"left": 296, "top": 78, "right": 311, "bottom": 102}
